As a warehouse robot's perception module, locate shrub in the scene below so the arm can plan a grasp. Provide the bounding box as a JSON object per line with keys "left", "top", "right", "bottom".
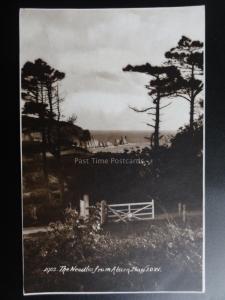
{"left": 36, "top": 203, "right": 102, "bottom": 262}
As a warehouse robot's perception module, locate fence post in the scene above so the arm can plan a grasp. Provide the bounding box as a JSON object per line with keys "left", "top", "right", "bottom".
{"left": 100, "top": 200, "right": 107, "bottom": 224}
{"left": 80, "top": 199, "right": 85, "bottom": 218}
{"left": 182, "top": 204, "right": 186, "bottom": 223}
{"left": 178, "top": 202, "right": 182, "bottom": 216}
{"left": 152, "top": 199, "right": 155, "bottom": 219}
{"left": 83, "top": 194, "right": 89, "bottom": 219}
{"left": 31, "top": 205, "right": 37, "bottom": 221}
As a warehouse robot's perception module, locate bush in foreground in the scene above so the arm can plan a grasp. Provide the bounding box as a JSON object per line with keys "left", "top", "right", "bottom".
{"left": 24, "top": 207, "right": 203, "bottom": 292}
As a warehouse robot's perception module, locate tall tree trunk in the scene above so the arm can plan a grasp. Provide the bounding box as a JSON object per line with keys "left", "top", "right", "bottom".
{"left": 189, "top": 97, "right": 195, "bottom": 135}
{"left": 40, "top": 83, "right": 49, "bottom": 197}
{"left": 55, "top": 84, "right": 64, "bottom": 203}
{"left": 47, "top": 82, "right": 53, "bottom": 119}
{"left": 189, "top": 64, "right": 195, "bottom": 135}
{"left": 154, "top": 93, "right": 160, "bottom": 150}
{"left": 46, "top": 82, "right": 54, "bottom": 150}
{"left": 152, "top": 91, "right": 161, "bottom": 177}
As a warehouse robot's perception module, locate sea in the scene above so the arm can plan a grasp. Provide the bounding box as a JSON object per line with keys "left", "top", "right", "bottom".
{"left": 90, "top": 130, "right": 175, "bottom": 144}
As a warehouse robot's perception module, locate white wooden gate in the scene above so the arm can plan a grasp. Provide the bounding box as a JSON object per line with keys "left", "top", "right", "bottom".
{"left": 107, "top": 200, "right": 154, "bottom": 223}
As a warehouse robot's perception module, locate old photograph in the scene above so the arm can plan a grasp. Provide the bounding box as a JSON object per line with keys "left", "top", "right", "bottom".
{"left": 20, "top": 6, "right": 205, "bottom": 294}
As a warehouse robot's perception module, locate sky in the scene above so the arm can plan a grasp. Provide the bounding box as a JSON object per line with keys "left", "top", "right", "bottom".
{"left": 20, "top": 6, "right": 205, "bottom": 131}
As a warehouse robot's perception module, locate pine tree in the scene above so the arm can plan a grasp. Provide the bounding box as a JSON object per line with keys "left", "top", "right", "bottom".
{"left": 165, "top": 36, "right": 204, "bottom": 133}
{"left": 123, "top": 63, "right": 181, "bottom": 150}
{"left": 22, "top": 59, "right": 65, "bottom": 201}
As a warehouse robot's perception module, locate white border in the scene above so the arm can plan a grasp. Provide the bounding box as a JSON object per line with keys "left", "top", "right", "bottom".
{"left": 20, "top": 6, "right": 206, "bottom": 295}
{"left": 202, "top": 4, "right": 206, "bottom": 292}
{"left": 19, "top": 9, "right": 26, "bottom": 296}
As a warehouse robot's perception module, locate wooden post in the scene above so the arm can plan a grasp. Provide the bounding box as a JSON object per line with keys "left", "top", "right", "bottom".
{"left": 128, "top": 204, "right": 132, "bottom": 220}
{"left": 80, "top": 199, "right": 85, "bottom": 218}
{"left": 182, "top": 204, "right": 186, "bottom": 223}
{"left": 152, "top": 199, "right": 155, "bottom": 219}
{"left": 100, "top": 200, "right": 107, "bottom": 224}
{"left": 31, "top": 206, "right": 37, "bottom": 221}
{"left": 83, "top": 194, "right": 89, "bottom": 219}
{"left": 178, "top": 202, "right": 182, "bottom": 216}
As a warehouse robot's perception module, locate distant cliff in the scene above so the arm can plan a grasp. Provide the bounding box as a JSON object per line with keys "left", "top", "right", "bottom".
{"left": 22, "top": 115, "right": 91, "bottom": 152}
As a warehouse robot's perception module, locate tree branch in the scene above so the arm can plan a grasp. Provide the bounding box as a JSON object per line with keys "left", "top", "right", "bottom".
{"left": 174, "top": 93, "right": 191, "bottom": 102}
{"left": 193, "top": 83, "right": 203, "bottom": 97}
{"left": 160, "top": 102, "right": 172, "bottom": 110}
{"left": 146, "top": 123, "right": 155, "bottom": 128}
{"left": 129, "top": 105, "right": 156, "bottom": 113}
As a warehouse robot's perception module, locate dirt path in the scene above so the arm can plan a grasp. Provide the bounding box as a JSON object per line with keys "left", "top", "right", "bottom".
{"left": 23, "top": 226, "right": 50, "bottom": 235}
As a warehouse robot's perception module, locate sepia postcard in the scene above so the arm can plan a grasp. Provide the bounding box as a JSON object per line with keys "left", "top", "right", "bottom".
{"left": 20, "top": 6, "right": 205, "bottom": 294}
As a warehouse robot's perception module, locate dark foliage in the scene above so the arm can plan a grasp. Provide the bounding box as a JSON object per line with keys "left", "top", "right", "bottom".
{"left": 123, "top": 63, "right": 182, "bottom": 150}
{"left": 165, "top": 36, "right": 204, "bottom": 132}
